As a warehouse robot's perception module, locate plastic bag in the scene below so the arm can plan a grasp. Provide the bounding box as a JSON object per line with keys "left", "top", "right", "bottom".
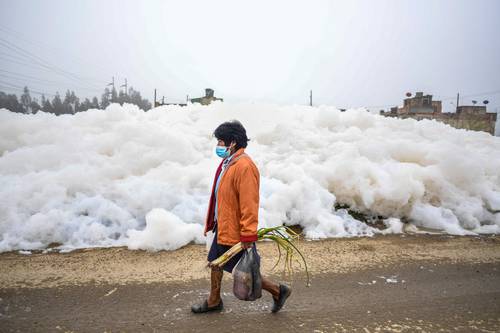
{"left": 205, "top": 229, "right": 215, "bottom": 252}
{"left": 233, "top": 247, "right": 262, "bottom": 301}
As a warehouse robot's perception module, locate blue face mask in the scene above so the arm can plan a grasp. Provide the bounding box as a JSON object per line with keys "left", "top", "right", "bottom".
{"left": 216, "top": 145, "right": 230, "bottom": 158}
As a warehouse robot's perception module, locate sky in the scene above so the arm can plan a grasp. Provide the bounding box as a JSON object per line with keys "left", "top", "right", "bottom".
{"left": 0, "top": 0, "right": 499, "bottom": 112}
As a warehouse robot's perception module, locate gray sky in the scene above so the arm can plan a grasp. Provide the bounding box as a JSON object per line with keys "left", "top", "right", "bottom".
{"left": 1, "top": 0, "right": 499, "bottom": 112}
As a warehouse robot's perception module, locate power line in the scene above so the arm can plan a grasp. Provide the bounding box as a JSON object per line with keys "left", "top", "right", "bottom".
{"left": 0, "top": 37, "right": 100, "bottom": 84}
{"left": 0, "top": 84, "right": 56, "bottom": 97}
{"left": 0, "top": 37, "right": 104, "bottom": 90}
{"left": 0, "top": 79, "right": 27, "bottom": 90}
{"left": 0, "top": 69, "right": 102, "bottom": 92}
{"left": 0, "top": 76, "right": 102, "bottom": 94}
{"left": 0, "top": 80, "right": 53, "bottom": 96}
{"left": 0, "top": 72, "right": 103, "bottom": 93}
{"left": 0, "top": 65, "right": 104, "bottom": 93}
{"left": 0, "top": 55, "right": 52, "bottom": 71}
{"left": 0, "top": 26, "right": 153, "bottom": 104}
{"left": 0, "top": 70, "right": 70, "bottom": 85}
{"left": 0, "top": 24, "right": 111, "bottom": 75}
{"left": 0, "top": 54, "right": 103, "bottom": 93}
{"left": 0, "top": 50, "right": 35, "bottom": 62}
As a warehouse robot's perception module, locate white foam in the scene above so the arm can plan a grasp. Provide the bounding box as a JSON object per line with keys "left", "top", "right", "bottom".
{"left": 0, "top": 102, "right": 499, "bottom": 252}
{"left": 380, "top": 218, "right": 404, "bottom": 235}
{"left": 127, "top": 208, "right": 204, "bottom": 251}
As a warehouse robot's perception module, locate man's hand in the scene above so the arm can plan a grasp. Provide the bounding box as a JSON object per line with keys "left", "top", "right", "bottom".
{"left": 241, "top": 241, "right": 254, "bottom": 249}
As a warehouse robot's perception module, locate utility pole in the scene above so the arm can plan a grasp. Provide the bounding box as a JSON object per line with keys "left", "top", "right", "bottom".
{"left": 162, "top": 96, "right": 165, "bottom": 104}
{"left": 120, "top": 78, "right": 128, "bottom": 96}
{"left": 154, "top": 89, "right": 157, "bottom": 107}
{"left": 456, "top": 93, "right": 460, "bottom": 112}
{"left": 107, "top": 76, "right": 115, "bottom": 102}
{"left": 309, "top": 90, "right": 313, "bottom": 106}
{"left": 186, "top": 95, "right": 189, "bottom": 102}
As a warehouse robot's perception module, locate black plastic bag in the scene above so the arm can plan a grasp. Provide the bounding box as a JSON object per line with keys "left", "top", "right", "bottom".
{"left": 233, "top": 247, "right": 262, "bottom": 301}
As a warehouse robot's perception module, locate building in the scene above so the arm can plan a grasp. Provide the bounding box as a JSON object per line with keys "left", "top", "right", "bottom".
{"left": 153, "top": 89, "right": 187, "bottom": 108}
{"left": 190, "top": 88, "right": 223, "bottom": 105}
{"left": 381, "top": 92, "right": 497, "bottom": 135}
{"left": 154, "top": 99, "right": 187, "bottom": 107}
{"left": 385, "top": 92, "right": 442, "bottom": 116}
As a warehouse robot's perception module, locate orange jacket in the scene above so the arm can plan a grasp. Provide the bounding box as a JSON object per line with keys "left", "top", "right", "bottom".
{"left": 204, "top": 148, "right": 260, "bottom": 246}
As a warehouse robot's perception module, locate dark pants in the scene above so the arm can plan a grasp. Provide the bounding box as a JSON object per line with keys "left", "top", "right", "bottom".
{"left": 207, "top": 224, "right": 260, "bottom": 273}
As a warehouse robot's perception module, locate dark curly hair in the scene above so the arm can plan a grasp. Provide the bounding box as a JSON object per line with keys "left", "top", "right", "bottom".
{"left": 213, "top": 120, "right": 249, "bottom": 149}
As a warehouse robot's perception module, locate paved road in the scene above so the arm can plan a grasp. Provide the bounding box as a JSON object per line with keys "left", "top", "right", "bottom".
{"left": 1, "top": 261, "right": 499, "bottom": 332}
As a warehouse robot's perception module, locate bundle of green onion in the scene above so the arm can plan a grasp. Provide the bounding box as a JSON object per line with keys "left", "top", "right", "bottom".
{"left": 208, "top": 226, "right": 310, "bottom": 286}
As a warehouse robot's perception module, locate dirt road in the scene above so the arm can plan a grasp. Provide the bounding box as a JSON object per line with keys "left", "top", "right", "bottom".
{"left": 1, "top": 235, "right": 499, "bottom": 332}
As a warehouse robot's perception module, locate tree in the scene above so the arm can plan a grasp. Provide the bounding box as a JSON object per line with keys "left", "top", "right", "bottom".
{"left": 70, "top": 91, "right": 80, "bottom": 112}
{"left": 29, "top": 98, "right": 41, "bottom": 113}
{"left": 80, "top": 98, "right": 92, "bottom": 111}
{"left": 52, "top": 92, "right": 63, "bottom": 115}
{"left": 111, "top": 87, "right": 118, "bottom": 104}
{"left": 1, "top": 84, "right": 152, "bottom": 114}
{"left": 128, "top": 87, "right": 152, "bottom": 111}
{"left": 41, "top": 95, "right": 53, "bottom": 113}
{"left": 62, "top": 90, "right": 71, "bottom": 114}
{"left": 101, "top": 88, "right": 111, "bottom": 109}
{"left": 0, "top": 91, "right": 23, "bottom": 113}
{"left": 118, "top": 89, "right": 128, "bottom": 105}
{"left": 62, "top": 90, "right": 80, "bottom": 114}
{"left": 91, "top": 96, "right": 99, "bottom": 109}
{"left": 41, "top": 95, "right": 46, "bottom": 108}
{"left": 20, "top": 86, "right": 32, "bottom": 114}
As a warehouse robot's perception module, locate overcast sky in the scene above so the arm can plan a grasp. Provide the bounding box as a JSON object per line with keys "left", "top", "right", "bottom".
{"left": 0, "top": 0, "right": 499, "bottom": 112}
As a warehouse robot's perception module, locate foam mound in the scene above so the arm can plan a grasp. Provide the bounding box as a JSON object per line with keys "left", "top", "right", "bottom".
{"left": 1, "top": 102, "right": 499, "bottom": 252}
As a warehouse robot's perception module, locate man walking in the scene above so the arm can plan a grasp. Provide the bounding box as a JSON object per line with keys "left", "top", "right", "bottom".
{"left": 191, "top": 120, "right": 291, "bottom": 314}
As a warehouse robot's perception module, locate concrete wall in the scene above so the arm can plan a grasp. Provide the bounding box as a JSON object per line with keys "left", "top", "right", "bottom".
{"left": 382, "top": 112, "right": 497, "bottom": 135}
